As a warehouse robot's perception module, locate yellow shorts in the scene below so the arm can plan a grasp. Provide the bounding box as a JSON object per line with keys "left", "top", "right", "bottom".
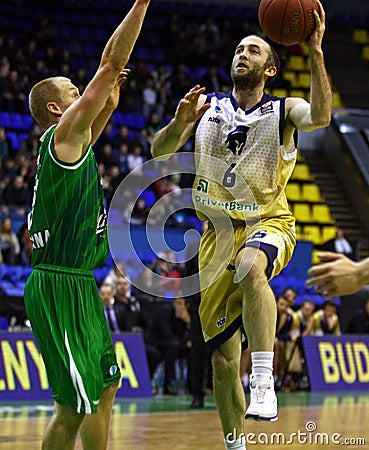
{"left": 198, "top": 215, "right": 296, "bottom": 351}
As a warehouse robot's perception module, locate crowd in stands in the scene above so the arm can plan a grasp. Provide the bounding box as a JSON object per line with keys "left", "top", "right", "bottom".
{"left": 0, "top": 1, "right": 298, "bottom": 255}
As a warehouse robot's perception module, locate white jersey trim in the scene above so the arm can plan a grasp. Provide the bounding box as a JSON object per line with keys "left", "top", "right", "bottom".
{"left": 43, "top": 125, "right": 91, "bottom": 170}
{"left": 65, "top": 330, "right": 92, "bottom": 414}
{"left": 280, "top": 145, "right": 297, "bottom": 161}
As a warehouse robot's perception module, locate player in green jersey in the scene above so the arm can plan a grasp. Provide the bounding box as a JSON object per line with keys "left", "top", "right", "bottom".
{"left": 24, "top": 1, "right": 150, "bottom": 449}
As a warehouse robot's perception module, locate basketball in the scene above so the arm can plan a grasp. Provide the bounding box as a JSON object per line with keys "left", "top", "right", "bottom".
{"left": 258, "top": 0, "right": 319, "bottom": 46}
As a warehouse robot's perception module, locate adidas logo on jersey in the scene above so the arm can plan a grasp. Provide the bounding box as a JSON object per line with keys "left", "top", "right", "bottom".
{"left": 208, "top": 116, "right": 220, "bottom": 124}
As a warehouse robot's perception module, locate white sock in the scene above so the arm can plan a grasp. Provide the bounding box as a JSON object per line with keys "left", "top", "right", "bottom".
{"left": 251, "top": 351, "right": 273, "bottom": 375}
{"left": 224, "top": 434, "right": 246, "bottom": 450}
{"left": 241, "top": 373, "right": 249, "bottom": 387}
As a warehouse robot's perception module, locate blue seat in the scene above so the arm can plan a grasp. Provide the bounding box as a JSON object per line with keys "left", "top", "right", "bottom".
{"left": 141, "top": 189, "right": 156, "bottom": 207}
{"left": 6, "top": 131, "right": 21, "bottom": 150}
{"left": 0, "top": 317, "right": 8, "bottom": 331}
{"left": 21, "top": 114, "right": 34, "bottom": 129}
{"left": 0, "top": 111, "right": 11, "bottom": 128}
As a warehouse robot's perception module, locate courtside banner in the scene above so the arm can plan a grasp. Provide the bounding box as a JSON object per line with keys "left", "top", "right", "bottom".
{"left": 303, "top": 335, "right": 369, "bottom": 391}
{"left": 0, "top": 332, "right": 152, "bottom": 401}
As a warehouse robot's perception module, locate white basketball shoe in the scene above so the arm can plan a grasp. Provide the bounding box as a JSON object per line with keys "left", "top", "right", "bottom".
{"left": 245, "top": 373, "right": 278, "bottom": 421}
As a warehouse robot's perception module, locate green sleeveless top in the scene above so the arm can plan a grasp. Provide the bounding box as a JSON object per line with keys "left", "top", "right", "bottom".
{"left": 28, "top": 125, "right": 109, "bottom": 270}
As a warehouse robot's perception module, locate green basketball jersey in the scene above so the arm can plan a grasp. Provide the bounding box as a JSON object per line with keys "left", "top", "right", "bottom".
{"left": 28, "top": 125, "right": 109, "bottom": 269}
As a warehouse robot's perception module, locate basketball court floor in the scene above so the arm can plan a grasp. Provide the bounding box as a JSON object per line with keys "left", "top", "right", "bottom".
{"left": 1, "top": 391, "right": 368, "bottom": 449}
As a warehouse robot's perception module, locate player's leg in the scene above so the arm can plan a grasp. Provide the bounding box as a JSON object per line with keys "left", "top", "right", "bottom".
{"left": 79, "top": 380, "right": 120, "bottom": 450}
{"left": 42, "top": 402, "right": 84, "bottom": 450}
{"left": 236, "top": 247, "right": 276, "bottom": 351}
{"left": 235, "top": 246, "right": 278, "bottom": 420}
{"left": 212, "top": 330, "right": 246, "bottom": 449}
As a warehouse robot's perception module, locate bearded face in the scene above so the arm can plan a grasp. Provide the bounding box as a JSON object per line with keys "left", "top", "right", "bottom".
{"left": 231, "top": 58, "right": 267, "bottom": 91}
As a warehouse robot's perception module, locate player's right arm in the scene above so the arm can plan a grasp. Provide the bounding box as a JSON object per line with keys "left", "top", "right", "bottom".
{"left": 151, "top": 85, "right": 210, "bottom": 160}
{"left": 55, "top": 0, "right": 150, "bottom": 163}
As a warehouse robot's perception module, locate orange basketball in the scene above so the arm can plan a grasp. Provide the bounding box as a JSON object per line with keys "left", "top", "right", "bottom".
{"left": 258, "top": 0, "right": 319, "bottom": 46}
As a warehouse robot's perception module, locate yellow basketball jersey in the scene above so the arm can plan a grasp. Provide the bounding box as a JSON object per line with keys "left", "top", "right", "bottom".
{"left": 193, "top": 92, "right": 296, "bottom": 222}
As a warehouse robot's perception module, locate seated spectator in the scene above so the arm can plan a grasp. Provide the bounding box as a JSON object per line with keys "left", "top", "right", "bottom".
{"left": 127, "top": 145, "right": 144, "bottom": 174}
{"left": 149, "top": 251, "right": 182, "bottom": 296}
{"left": 280, "top": 300, "right": 316, "bottom": 388}
{"left": 282, "top": 286, "right": 298, "bottom": 312}
{"left": 2, "top": 175, "right": 29, "bottom": 217}
{"left": 312, "top": 300, "right": 341, "bottom": 336}
{"left": 99, "top": 283, "right": 120, "bottom": 334}
{"left": 293, "top": 300, "right": 315, "bottom": 337}
{"left": 96, "top": 143, "right": 118, "bottom": 168}
{"left": 152, "top": 164, "right": 173, "bottom": 198}
{"left": 103, "top": 261, "right": 127, "bottom": 290}
{"left": 0, "top": 126, "right": 12, "bottom": 160}
{"left": 122, "top": 197, "right": 148, "bottom": 225}
{"left": 115, "top": 144, "right": 129, "bottom": 177}
{"left": 0, "top": 217, "right": 20, "bottom": 264}
{"left": 132, "top": 266, "right": 157, "bottom": 303}
{"left": 17, "top": 222, "right": 32, "bottom": 266}
{"left": 142, "top": 77, "right": 158, "bottom": 118}
{"left": 1, "top": 69, "right": 28, "bottom": 112}
{"left": 145, "top": 111, "right": 162, "bottom": 135}
{"left": 112, "top": 125, "right": 131, "bottom": 151}
{"left": 321, "top": 228, "right": 356, "bottom": 261}
{"left": 274, "top": 296, "right": 295, "bottom": 383}
{"left": 345, "top": 297, "right": 369, "bottom": 334}
{"left": 113, "top": 275, "right": 161, "bottom": 379}
{"left": 200, "top": 65, "right": 229, "bottom": 93}
{"left": 132, "top": 198, "right": 149, "bottom": 225}
{"left": 147, "top": 295, "right": 191, "bottom": 394}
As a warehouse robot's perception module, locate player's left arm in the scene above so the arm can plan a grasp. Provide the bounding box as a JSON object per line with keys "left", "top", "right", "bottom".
{"left": 90, "top": 68, "right": 130, "bottom": 146}
{"left": 285, "top": 0, "right": 332, "bottom": 133}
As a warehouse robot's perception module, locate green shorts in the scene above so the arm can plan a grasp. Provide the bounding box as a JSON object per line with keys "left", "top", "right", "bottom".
{"left": 24, "top": 264, "right": 121, "bottom": 414}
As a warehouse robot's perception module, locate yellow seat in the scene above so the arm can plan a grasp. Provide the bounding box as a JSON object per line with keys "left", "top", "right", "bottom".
{"left": 293, "top": 203, "right": 313, "bottom": 223}
{"left": 283, "top": 70, "right": 297, "bottom": 87}
{"left": 296, "top": 225, "right": 305, "bottom": 241}
{"left": 353, "top": 29, "right": 369, "bottom": 44}
{"left": 291, "top": 163, "right": 313, "bottom": 181}
{"left": 333, "top": 91, "right": 344, "bottom": 108}
{"left": 312, "top": 249, "right": 322, "bottom": 264}
{"left": 302, "top": 183, "right": 323, "bottom": 202}
{"left": 290, "top": 89, "right": 308, "bottom": 100}
{"left": 271, "top": 88, "right": 288, "bottom": 98}
{"left": 303, "top": 225, "right": 322, "bottom": 244}
{"left": 287, "top": 55, "right": 306, "bottom": 71}
{"left": 312, "top": 204, "right": 335, "bottom": 224}
{"left": 296, "top": 72, "right": 311, "bottom": 89}
{"left": 285, "top": 182, "right": 302, "bottom": 201}
{"left": 362, "top": 45, "right": 369, "bottom": 61}
{"left": 296, "top": 149, "right": 305, "bottom": 162}
{"left": 321, "top": 225, "right": 337, "bottom": 243}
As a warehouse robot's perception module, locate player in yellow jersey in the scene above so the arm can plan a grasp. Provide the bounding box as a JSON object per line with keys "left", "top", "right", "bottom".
{"left": 151, "top": 1, "right": 331, "bottom": 448}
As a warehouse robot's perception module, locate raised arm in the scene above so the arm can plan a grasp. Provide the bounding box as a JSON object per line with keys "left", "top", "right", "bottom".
{"left": 151, "top": 85, "right": 210, "bottom": 160}
{"left": 55, "top": 0, "right": 150, "bottom": 162}
{"left": 285, "top": 0, "right": 332, "bottom": 133}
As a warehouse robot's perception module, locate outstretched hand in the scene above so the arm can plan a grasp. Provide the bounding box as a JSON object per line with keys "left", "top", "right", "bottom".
{"left": 175, "top": 85, "right": 211, "bottom": 125}
{"left": 306, "top": 252, "right": 361, "bottom": 298}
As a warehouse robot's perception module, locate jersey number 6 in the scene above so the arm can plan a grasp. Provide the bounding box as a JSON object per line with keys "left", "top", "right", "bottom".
{"left": 222, "top": 163, "right": 236, "bottom": 188}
